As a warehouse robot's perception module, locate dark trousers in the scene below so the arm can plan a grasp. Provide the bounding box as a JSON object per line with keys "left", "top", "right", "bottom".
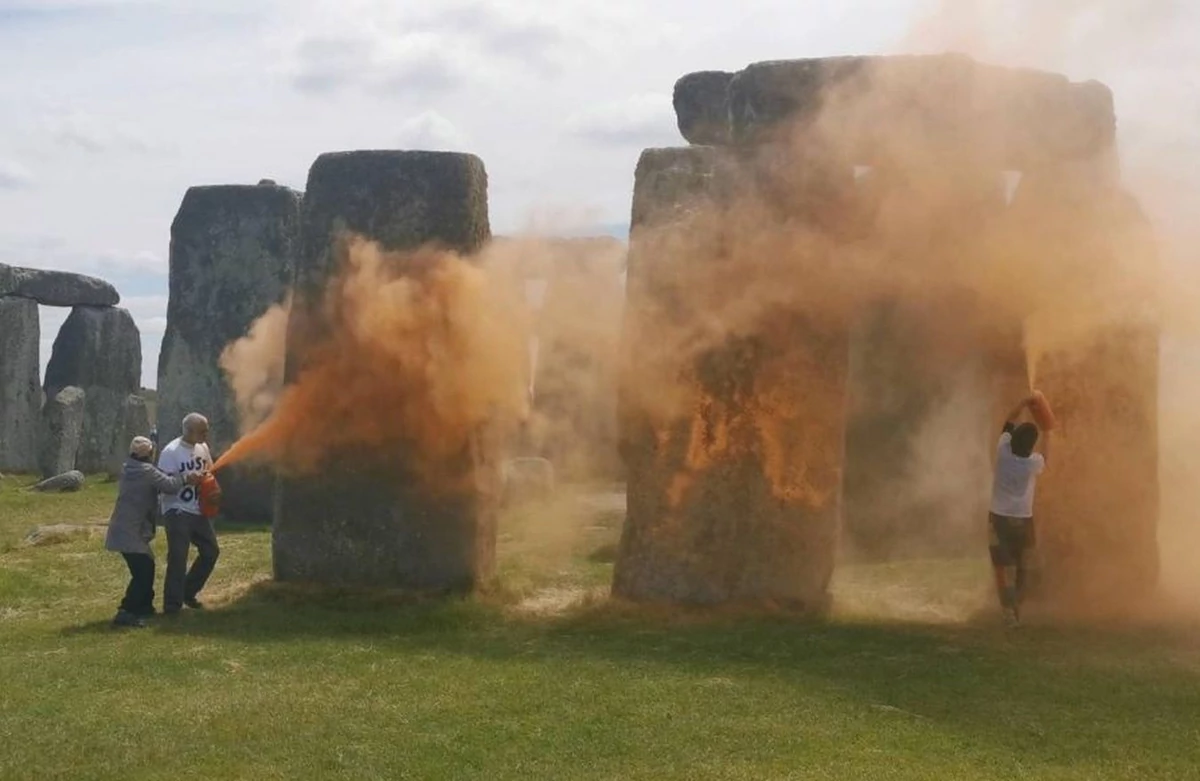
{"left": 988, "top": 513, "right": 1034, "bottom": 611}
{"left": 119, "top": 553, "right": 156, "bottom": 615}
{"left": 163, "top": 510, "right": 220, "bottom": 610}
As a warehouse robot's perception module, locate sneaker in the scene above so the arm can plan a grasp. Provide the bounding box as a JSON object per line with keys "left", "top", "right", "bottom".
{"left": 184, "top": 599, "right": 205, "bottom": 610}
{"left": 1003, "top": 608, "right": 1021, "bottom": 629}
{"left": 112, "top": 610, "right": 147, "bottom": 629}
{"left": 133, "top": 606, "right": 158, "bottom": 618}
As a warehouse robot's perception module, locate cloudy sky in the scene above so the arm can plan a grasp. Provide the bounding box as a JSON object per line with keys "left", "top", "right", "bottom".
{"left": 1, "top": 0, "right": 1197, "bottom": 388}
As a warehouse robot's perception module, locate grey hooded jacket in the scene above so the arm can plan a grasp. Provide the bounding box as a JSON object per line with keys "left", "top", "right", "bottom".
{"left": 104, "top": 458, "right": 186, "bottom": 556}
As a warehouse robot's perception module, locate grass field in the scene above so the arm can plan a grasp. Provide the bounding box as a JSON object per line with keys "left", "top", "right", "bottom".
{"left": 2, "top": 474, "right": 1199, "bottom": 780}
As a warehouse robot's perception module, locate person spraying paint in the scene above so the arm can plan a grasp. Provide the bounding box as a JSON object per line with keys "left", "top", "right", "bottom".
{"left": 989, "top": 392, "right": 1053, "bottom": 628}
{"left": 105, "top": 436, "right": 203, "bottom": 628}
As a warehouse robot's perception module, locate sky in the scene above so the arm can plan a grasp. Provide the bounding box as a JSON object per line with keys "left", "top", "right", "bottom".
{"left": 0, "top": 0, "right": 1197, "bottom": 389}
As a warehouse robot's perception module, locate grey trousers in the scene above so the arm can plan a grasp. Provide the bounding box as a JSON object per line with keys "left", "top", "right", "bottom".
{"left": 163, "top": 510, "right": 220, "bottom": 610}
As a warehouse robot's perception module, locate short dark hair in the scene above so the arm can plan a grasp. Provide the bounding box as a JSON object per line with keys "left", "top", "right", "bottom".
{"left": 1012, "top": 422, "right": 1039, "bottom": 458}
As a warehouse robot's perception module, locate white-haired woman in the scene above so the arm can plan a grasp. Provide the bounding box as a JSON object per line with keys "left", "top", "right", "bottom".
{"left": 105, "top": 436, "right": 201, "bottom": 629}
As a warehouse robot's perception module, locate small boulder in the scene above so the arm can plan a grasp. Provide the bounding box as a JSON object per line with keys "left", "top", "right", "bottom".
{"left": 30, "top": 470, "right": 86, "bottom": 493}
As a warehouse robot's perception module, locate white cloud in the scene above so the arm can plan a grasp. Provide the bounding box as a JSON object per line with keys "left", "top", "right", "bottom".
{"left": 397, "top": 111, "right": 470, "bottom": 152}
{"left": 287, "top": 30, "right": 471, "bottom": 96}
{"left": 41, "top": 112, "right": 156, "bottom": 155}
{"left": 0, "top": 159, "right": 34, "bottom": 189}
{"left": 122, "top": 295, "right": 169, "bottom": 335}
{"left": 565, "top": 93, "right": 677, "bottom": 147}
{"left": 95, "top": 250, "right": 167, "bottom": 276}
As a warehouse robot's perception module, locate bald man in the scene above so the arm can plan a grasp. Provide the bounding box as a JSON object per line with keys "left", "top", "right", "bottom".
{"left": 157, "top": 412, "right": 219, "bottom": 615}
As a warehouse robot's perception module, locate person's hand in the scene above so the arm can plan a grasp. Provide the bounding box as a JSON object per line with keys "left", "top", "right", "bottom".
{"left": 185, "top": 473, "right": 204, "bottom": 486}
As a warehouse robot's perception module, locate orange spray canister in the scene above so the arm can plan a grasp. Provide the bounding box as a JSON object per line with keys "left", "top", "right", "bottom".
{"left": 198, "top": 473, "right": 223, "bottom": 519}
{"left": 1030, "top": 390, "right": 1057, "bottom": 432}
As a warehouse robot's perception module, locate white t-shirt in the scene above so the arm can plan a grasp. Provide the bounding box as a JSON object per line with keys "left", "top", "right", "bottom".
{"left": 157, "top": 437, "right": 213, "bottom": 515}
{"left": 990, "top": 431, "right": 1046, "bottom": 519}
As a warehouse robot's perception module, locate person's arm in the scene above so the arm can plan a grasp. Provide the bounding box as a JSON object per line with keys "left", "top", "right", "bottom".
{"left": 1002, "top": 396, "right": 1034, "bottom": 433}
{"left": 146, "top": 463, "right": 190, "bottom": 495}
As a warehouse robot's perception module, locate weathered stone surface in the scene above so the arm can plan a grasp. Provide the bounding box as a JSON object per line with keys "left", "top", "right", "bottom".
{"left": 0, "top": 263, "right": 119, "bottom": 307}
{"left": 44, "top": 306, "right": 141, "bottom": 473}
{"left": 674, "top": 71, "right": 734, "bottom": 146}
{"left": 30, "top": 470, "right": 85, "bottom": 493}
{"left": 531, "top": 237, "right": 625, "bottom": 480}
{"left": 613, "top": 147, "right": 848, "bottom": 609}
{"left": 0, "top": 297, "right": 40, "bottom": 473}
{"left": 106, "top": 394, "right": 150, "bottom": 477}
{"left": 273, "top": 150, "right": 497, "bottom": 590}
{"left": 840, "top": 169, "right": 1009, "bottom": 561}
{"left": 157, "top": 182, "right": 301, "bottom": 521}
{"left": 700, "top": 54, "right": 1114, "bottom": 168}
{"left": 38, "top": 386, "right": 86, "bottom": 478}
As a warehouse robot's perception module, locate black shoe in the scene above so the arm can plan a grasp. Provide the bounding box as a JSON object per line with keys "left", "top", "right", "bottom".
{"left": 133, "top": 606, "right": 158, "bottom": 618}
{"left": 162, "top": 606, "right": 182, "bottom": 617}
{"left": 184, "top": 599, "right": 205, "bottom": 610}
{"left": 112, "top": 610, "right": 147, "bottom": 629}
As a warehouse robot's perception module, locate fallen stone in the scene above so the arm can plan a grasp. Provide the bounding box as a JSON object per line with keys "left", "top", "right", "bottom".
{"left": 0, "top": 263, "right": 119, "bottom": 307}
{"left": 44, "top": 306, "right": 141, "bottom": 473}
{"left": 38, "top": 385, "right": 86, "bottom": 478}
{"left": 30, "top": 470, "right": 85, "bottom": 493}
{"left": 22, "top": 522, "right": 104, "bottom": 547}
{"left": 0, "top": 296, "right": 41, "bottom": 473}
{"left": 673, "top": 70, "right": 734, "bottom": 145}
{"left": 274, "top": 150, "right": 497, "bottom": 591}
{"left": 156, "top": 182, "right": 301, "bottom": 520}
{"left": 704, "top": 54, "right": 1115, "bottom": 168}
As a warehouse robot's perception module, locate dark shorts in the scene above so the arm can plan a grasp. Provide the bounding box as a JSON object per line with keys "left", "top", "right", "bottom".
{"left": 988, "top": 513, "right": 1034, "bottom": 567}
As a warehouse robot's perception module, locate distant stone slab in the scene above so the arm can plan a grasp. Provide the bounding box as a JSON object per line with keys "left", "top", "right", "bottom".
{"left": 674, "top": 54, "right": 1116, "bottom": 168}
{"left": 44, "top": 306, "right": 142, "bottom": 473}
{"left": 0, "top": 263, "right": 119, "bottom": 307}
{"left": 30, "top": 470, "right": 85, "bottom": 493}
{"left": 0, "top": 296, "right": 40, "bottom": 472}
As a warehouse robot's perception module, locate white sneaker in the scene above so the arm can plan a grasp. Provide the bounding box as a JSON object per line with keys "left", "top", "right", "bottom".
{"left": 1003, "top": 608, "right": 1021, "bottom": 629}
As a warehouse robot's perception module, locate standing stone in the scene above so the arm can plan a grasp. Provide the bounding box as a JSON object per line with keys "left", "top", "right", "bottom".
{"left": 0, "top": 297, "right": 40, "bottom": 473}
{"left": 613, "top": 147, "right": 850, "bottom": 609}
{"left": 157, "top": 182, "right": 301, "bottom": 522}
{"left": 38, "top": 386, "right": 86, "bottom": 478}
{"left": 273, "top": 150, "right": 496, "bottom": 590}
{"left": 1015, "top": 176, "right": 1161, "bottom": 607}
{"left": 106, "top": 394, "right": 150, "bottom": 476}
{"left": 44, "top": 306, "right": 141, "bottom": 473}
{"left": 841, "top": 168, "right": 1009, "bottom": 560}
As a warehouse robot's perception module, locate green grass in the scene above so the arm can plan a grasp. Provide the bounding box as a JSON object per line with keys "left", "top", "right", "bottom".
{"left": 2, "top": 476, "right": 1199, "bottom": 780}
